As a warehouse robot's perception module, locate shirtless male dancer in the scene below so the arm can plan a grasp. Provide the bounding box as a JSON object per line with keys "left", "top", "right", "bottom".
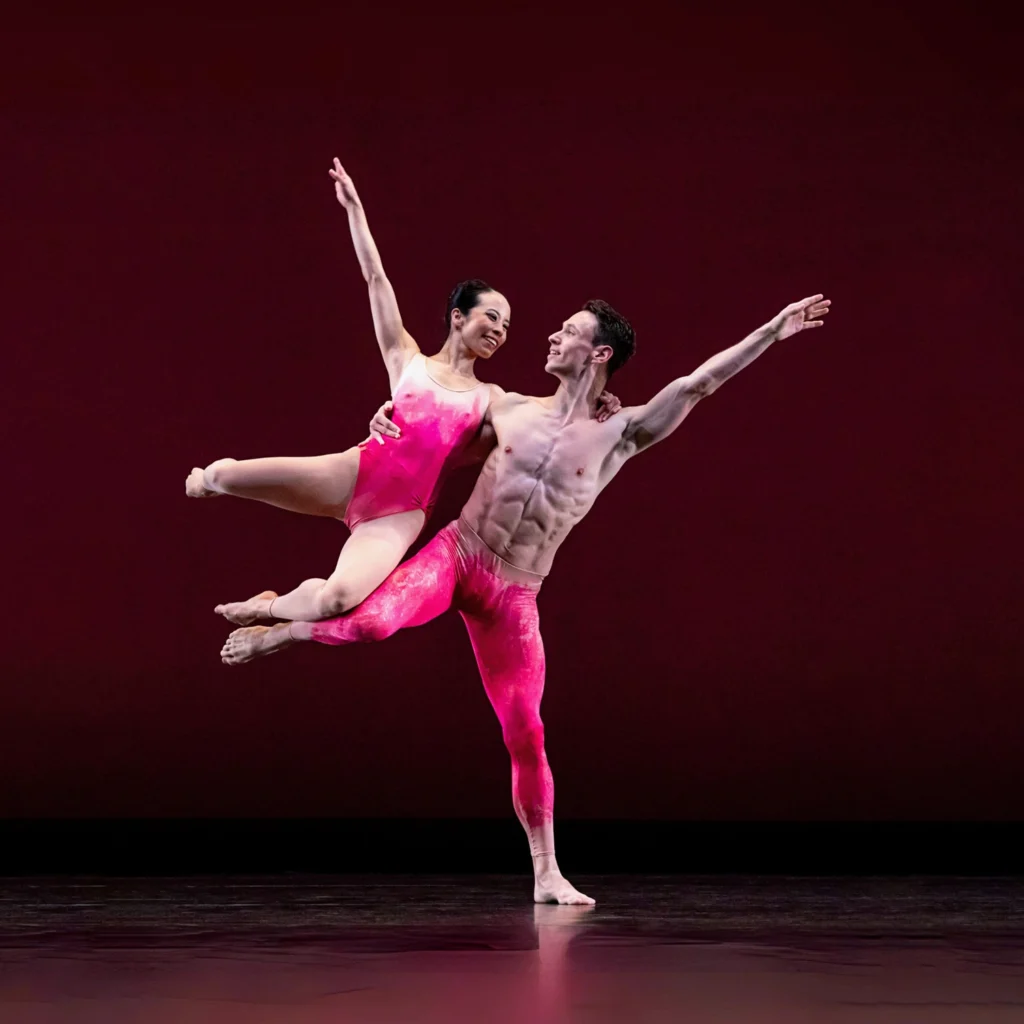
{"left": 221, "top": 292, "right": 832, "bottom": 903}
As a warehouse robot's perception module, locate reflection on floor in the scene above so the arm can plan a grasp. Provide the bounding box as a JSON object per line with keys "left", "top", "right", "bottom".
{"left": 2, "top": 876, "right": 1023, "bottom": 1022}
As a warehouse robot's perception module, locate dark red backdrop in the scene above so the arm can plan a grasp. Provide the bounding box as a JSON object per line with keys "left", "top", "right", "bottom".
{"left": 4, "top": 3, "right": 1020, "bottom": 819}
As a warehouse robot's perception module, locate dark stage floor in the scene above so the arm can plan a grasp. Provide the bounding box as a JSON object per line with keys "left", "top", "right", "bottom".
{"left": 2, "top": 875, "right": 1023, "bottom": 1021}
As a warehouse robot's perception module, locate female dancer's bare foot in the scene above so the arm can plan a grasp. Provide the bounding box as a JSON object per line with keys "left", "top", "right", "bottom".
{"left": 220, "top": 624, "right": 295, "bottom": 665}
{"left": 215, "top": 590, "right": 278, "bottom": 625}
{"left": 534, "top": 872, "right": 595, "bottom": 906}
{"left": 185, "top": 467, "right": 218, "bottom": 498}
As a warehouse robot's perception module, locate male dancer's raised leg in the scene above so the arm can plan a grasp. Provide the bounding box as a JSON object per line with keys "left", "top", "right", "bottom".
{"left": 461, "top": 592, "right": 593, "bottom": 906}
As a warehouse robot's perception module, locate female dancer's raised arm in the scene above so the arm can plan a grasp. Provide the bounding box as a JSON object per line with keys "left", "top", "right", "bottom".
{"left": 330, "top": 158, "right": 419, "bottom": 389}
{"left": 187, "top": 160, "right": 515, "bottom": 627}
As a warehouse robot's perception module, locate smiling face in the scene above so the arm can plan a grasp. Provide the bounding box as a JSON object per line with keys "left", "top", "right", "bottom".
{"left": 545, "top": 310, "right": 609, "bottom": 377}
{"left": 451, "top": 290, "right": 511, "bottom": 360}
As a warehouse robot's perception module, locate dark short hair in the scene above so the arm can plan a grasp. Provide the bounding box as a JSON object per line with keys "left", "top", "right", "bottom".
{"left": 444, "top": 279, "right": 498, "bottom": 331}
{"left": 583, "top": 299, "right": 636, "bottom": 376}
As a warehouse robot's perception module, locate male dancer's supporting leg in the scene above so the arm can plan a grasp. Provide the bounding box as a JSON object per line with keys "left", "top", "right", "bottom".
{"left": 461, "top": 591, "right": 593, "bottom": 906}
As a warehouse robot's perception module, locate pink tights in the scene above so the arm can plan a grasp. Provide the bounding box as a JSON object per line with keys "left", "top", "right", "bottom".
{"left": 310, "top": 518, "right": 554, "bottom": 844}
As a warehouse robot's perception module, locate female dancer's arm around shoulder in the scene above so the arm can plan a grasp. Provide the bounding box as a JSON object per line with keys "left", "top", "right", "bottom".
{"left": 330, "top": 158, "right": 419, "bottom": 390}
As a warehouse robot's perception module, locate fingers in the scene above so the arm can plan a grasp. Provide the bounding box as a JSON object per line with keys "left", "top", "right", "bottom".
{"left": 798, "top": 295, "right": 831, "bottom": 316}
{"left": 329, "top": 157, "right": 350, "bottom": 183}
{"left": 368, "top": 402, "right": 400, "bottom": 439}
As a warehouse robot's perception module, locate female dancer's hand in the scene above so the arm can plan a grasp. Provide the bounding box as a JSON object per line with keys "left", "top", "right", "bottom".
{"left": 329, "top": 158, "right": 362, "bottom": 209}
{"left": 596, "top": 390, "right": 622, "bottom": 423}
{"left": 367, "top": 401, "right": 401, "bottom": 445}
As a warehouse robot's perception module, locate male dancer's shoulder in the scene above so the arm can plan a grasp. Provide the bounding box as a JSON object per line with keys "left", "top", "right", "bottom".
{"left": 489, "top": 389, "right": 538, "bottom": 412}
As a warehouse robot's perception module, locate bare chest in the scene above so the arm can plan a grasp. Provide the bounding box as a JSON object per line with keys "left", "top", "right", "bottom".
{"left": 489, "top": 408, "right": 612, "bottom": 493}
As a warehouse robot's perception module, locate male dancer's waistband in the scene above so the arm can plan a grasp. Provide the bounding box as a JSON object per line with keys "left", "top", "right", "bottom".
{"left": 453, "top": 516, "right": 547, "bottom": 589}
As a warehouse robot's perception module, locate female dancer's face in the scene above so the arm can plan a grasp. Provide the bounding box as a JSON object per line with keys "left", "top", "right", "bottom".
{"left": 453, "top": 291, "right": 511, "bottom": 360}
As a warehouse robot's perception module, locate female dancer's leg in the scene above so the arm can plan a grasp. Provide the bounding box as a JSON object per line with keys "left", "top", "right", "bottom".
{"left": 185, "top": 450, "right": 360, "bottom": 518}
{"left": 214, "top": 508, "right": 426, "bottom": 624}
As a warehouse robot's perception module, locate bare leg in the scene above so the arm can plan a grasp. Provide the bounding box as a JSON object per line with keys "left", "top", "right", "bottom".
{"left": 185, "top": 450, "right": 361, "bottom": 517}
{"left": 220, "top": 524, "right": 461, "bottom": 665}
{"left": 215, "top": 509, "right": 425, "bottom": 625}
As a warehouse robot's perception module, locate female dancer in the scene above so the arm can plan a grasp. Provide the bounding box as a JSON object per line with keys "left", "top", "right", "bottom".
{"left": 187, "top": 159, "right": 617, "bottom": 624}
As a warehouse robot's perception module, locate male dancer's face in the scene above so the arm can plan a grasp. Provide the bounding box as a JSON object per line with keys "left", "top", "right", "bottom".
{"left": 545, "top": 310, "right": 605, "bottom": 377}
{"left": 453, "top": 291, "right": 511, "bottom": 360}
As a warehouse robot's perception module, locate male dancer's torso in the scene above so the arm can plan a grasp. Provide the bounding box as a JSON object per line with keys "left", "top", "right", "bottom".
{"left": 461, "top": 391, "right": 635, "bottom": 576}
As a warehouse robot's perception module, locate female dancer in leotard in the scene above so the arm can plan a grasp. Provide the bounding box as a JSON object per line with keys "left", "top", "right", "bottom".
{"left": 186, "top": 159, "right": 616, "bottom": 625}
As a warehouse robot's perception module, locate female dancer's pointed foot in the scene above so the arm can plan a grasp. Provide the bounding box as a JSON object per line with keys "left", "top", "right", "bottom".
{"left": 215, "top": 590, "right": 278, "bottom": 625}
{"left": 220, "top": 624, "right": 294, "bottom": 665}
{"left": 534, "top": 873, "right": 595, "bottom": 906}
{"left": 185, "top": 467, "right": 218, "bottom": 498}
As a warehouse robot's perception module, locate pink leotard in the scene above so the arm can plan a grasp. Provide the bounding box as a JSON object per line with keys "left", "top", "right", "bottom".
{"left": 344, "top": 353, "right": 489, "bottom": 531}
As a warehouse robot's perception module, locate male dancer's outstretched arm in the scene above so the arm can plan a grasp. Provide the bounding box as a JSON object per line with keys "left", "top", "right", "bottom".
{"left": 330, "top": 158, "right": 420, "bottom": 387}
{"left": 620, "top": 294, "right": 830, "bottom": 454}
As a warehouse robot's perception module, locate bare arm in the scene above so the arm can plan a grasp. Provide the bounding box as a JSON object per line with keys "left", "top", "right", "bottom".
{"left": 622, "top": 294, "right": 831, "bottom": 453}
{"left": 330, "top": 159, "right": 419, "bottom": 388}
{"left": 455, "top": 420, "right": 499, "bottom": 467}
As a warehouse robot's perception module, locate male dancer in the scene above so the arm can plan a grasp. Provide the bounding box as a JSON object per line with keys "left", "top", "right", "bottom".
{"left": 221, "top": 293, "right": 832, "bottom": 903}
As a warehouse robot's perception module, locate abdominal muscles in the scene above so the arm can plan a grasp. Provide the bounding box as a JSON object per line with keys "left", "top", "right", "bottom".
{"left": 463, "top": 450, "right": 599, "bottom": 574}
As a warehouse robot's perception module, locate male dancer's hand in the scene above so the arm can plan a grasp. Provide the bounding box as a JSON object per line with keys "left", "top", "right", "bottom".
{"left": 368, "top": 401, "right": 401, "bottom": 445}
{"left": 329, "top": 158, "right": 361, "bottom": 209}
{"left": 769, "top": 294, "right": 831, "bottom": 340}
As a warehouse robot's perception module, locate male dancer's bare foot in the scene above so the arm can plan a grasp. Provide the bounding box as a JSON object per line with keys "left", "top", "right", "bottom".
{"left": 220, "top": 624, "right": 295, "bottom": 665}
{"left": 534, "top": 872, "right": 595, "bottom": 906}
{"left": 185, "top": 467, "right": 218, "bottom": 498}
{"left": 215, "top": 590, "right": 278, "bottom": 625}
